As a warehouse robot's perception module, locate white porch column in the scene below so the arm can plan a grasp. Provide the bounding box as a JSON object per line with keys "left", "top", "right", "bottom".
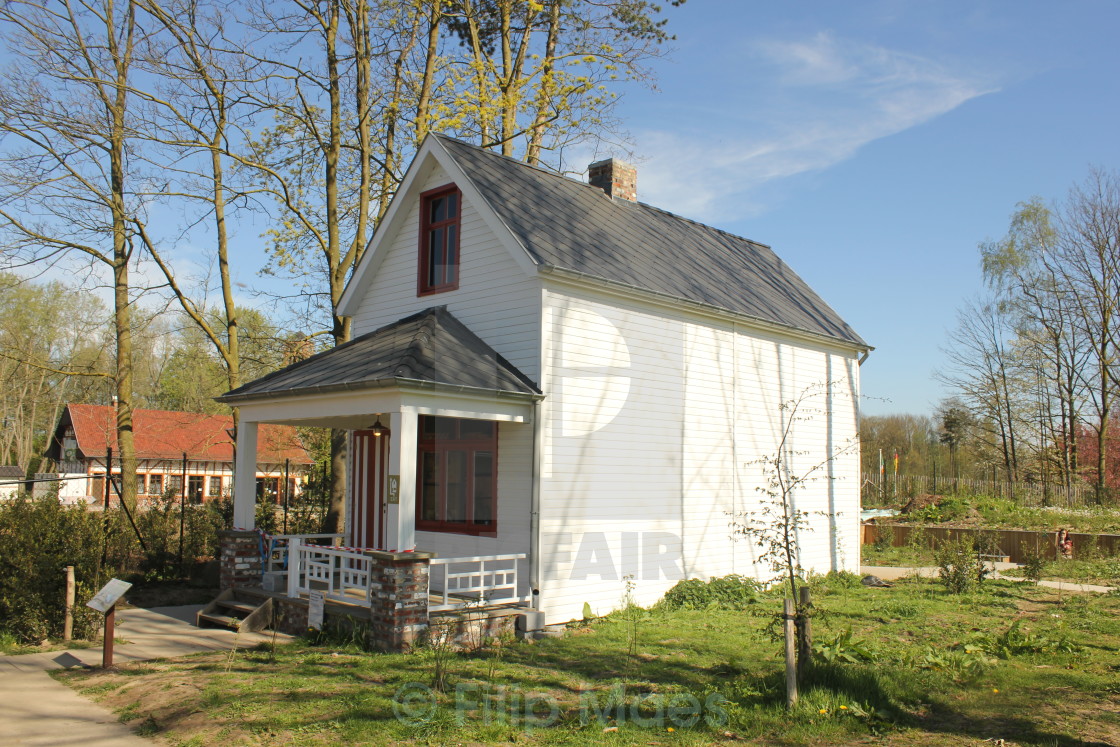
{"left": 387, "top": 407, "right": 418, "bottom": 551}
{"left": 233, "top": 420, "right": 259, "bottom": 529}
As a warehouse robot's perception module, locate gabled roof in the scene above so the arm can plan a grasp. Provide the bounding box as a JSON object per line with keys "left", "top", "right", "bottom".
{"left": 56, "top": 404, "right": 312, "bottom": 464}
{"left": 426, "top": 134, "right": 867, "bottom": 348}
{"left": 219, "top": 306, "right": 541, "bottom": 403}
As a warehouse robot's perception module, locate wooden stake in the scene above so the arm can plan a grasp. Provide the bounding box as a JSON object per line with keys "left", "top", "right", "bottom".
{"left": 102, "top": 605, "right": 115, "bottom": 668}
{"left": 798, "top": 585, "right": 812, "bottom": 671}
{"left": 63, "top": 566, "right": 75, "bottom": 642}
{"left": 784, "top": 598, "right": 798, "bottom": 708}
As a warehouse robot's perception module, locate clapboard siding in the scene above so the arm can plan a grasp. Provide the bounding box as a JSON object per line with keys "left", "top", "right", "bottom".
{"left": 537, "top": 285, "right": 861, "bottom": 623}
{"left": 349, "top": 164, "right": 542, "bottom": 382}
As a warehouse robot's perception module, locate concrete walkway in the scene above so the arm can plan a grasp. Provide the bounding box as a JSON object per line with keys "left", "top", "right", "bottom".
{"left": 0, "top": 605, "right": 291, "bottom": 746}
{"left": 861, "top": 564, "right": 1117, "bottom": 593}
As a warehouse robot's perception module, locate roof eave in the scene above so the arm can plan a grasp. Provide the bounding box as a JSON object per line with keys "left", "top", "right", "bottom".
{"left": 538, "top": 264, "right": 873, "bottom": 354}
{"left": 217, "top": 376, "right": 544, "bottom": 406}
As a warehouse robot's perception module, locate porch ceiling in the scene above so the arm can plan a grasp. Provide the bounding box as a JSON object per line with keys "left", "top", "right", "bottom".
{"left": 218, "top": 307, "right": 542, "bottom": 413}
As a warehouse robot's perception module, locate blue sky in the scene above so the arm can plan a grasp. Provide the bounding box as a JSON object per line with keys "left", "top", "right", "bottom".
{"left": 611, "top": 0, "right": 1120, "bottom": 416}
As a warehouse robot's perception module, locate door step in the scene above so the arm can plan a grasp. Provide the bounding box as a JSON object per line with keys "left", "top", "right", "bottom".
{"left": 196, "top": 588, "right": 274, "bottom": 632}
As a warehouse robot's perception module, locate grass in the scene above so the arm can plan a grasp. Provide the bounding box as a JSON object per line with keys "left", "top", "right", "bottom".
{"left": 54, "top": 574, "right": 1120, "bottom": 746}
{"left": 886, "top": 494, "right": 1120, "bottom": 534}
{"left": 0, "top": 631, "right": 107, "bottom": 655}
{"left": 1001, "top": 556, "right": 1120, "bottom": 586}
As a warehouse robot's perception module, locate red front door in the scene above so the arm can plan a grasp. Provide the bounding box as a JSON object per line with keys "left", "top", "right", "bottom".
{"left": 349, "top": 429, "right": 390, "bottom": 549}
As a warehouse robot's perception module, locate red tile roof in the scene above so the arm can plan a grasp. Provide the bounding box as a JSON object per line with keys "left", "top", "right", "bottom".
{"left": 63, "top": 404, "right": 313, "bottom": 464}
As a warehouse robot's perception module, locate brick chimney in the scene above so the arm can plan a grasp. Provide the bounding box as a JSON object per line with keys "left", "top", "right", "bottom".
{"left": 588, "top": 158, "right": 637, "bottom": 202}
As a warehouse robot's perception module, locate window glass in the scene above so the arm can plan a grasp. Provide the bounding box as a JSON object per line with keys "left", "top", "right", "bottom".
{"left": 445, "top": 451, "right": 467, "bottom": 522}
{"left": 459, "top": 419, "right": 494, "bottom": 439}
{"left": 474, "top": 452, "right": 494, "bottom": 524}
{"left": 208, "top": 476, "right": 222, "bottom": 497}
{"left": 188, "top": 475, "right": 204, "bottom": 503}
{"left": 444, "top": 225, "right": 457, "bottom": 284}
{"left": 148, "top": 473, "right": 163, "bottom": 496}
{"left": 429, "top": 228, "right": 445, "bottom": 286}
{"left": 422, "top": 416, "right": 456, "bottom": 441}
{"left": 430, "top": 194, "right": 447, "bottom": 222}
{"left": 420, "top": 451, "right": 439, "bottom": 521}
{"left": 416, "top": 416, "right": 497, "bottom": 534}
{"left": 167, "top": 474, "right": 183, "bottom": 495}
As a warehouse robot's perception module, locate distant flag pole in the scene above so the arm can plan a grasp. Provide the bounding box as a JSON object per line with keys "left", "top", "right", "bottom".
{"left": 878, "top": 449, "right": 884, "bottom": 500}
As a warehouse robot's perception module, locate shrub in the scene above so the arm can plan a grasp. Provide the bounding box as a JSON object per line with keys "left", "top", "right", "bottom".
{"left": 872, "top": 527, "right": 893, "bottom": 552}
{"left": 1019, "top": 542, "right": 1047, "bottom": 583}
{"left": 905, "top": 524, "right": 931, "bottom": 560}
{"left": 934, "top": 537, "right": 988, "bottom": 594}
{"left": 0, "top": 497, "right": 106, "bottom": 643}
{"left": 657, "top": 575, "right": 763, "bottom": 610}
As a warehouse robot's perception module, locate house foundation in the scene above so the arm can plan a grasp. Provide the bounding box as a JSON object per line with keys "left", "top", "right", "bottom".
{"left": 217, "top": 535, "right": 441, "bottom": 652}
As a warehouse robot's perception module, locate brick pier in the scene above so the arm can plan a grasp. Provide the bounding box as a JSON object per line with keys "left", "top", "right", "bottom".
{"left": 218, "top": 529, "right": 263, "bottom": 590}
{"left": 366, "top": 550, "right": 432, "bottom": 652}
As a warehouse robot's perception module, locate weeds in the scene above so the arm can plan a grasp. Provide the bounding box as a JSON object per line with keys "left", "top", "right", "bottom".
{"left": 657, "top": 575, "right": 762, "bottom": 611}
{"left": 812, "top": 628, "right": 875, "bottom": 664}
{"left": 617, "top": 574, "right": 645, "bottom": 660}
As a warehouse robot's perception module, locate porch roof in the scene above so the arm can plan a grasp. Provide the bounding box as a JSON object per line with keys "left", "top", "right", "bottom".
{"left": 218, "top": 306, "right": 542, "bottom": 405}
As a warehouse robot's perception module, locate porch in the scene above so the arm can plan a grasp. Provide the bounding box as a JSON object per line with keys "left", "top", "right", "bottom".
{"left": 212, "top": 307, "right": 545, "bottom": 650}
{"left": 216, "top": 526, "right": 537, "bottom": 650}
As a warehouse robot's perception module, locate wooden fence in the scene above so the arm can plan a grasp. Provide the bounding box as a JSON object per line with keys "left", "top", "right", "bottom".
{"left": 862, "top": 523, "right": 1120, "bottom": 564}
{"left": 862, "top": 474, "right": 1097, "bottom": 507}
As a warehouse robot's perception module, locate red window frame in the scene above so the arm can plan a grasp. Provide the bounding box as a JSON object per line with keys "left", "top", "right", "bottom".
{"left": 417, "top": 184, "right": 461, "bottom": 296}
{"left": 415, "top": 416, "right": 497, "bottom": 537}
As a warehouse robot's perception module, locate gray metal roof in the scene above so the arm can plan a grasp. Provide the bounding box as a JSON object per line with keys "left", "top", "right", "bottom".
{"left": 0, "top": 466, "right": 23, "bottom": 479}
{"left": 435, "top": 134, "right": 867, "bottom": 348}
{"left": 219, "top": 306, "right": 541, "bottom": 403}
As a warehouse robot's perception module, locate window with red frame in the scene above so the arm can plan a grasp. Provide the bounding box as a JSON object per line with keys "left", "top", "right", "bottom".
{"left": 418, "top": 185, "right": 461, "bottom": 295}
{"left": 416, "top": 416, "right": 497, "bottom": 536}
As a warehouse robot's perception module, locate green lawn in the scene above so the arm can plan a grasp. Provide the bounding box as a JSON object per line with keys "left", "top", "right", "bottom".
{"left": 881, "top": 495, "right": 1120, "bottom": 534}
{"left": 55, "top": 574, "right": 1120, "bottom": 745}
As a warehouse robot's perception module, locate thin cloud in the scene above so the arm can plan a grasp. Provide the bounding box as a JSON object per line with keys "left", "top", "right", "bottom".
{"left": 636, "top": 33, "right": 999, "bottom": 221}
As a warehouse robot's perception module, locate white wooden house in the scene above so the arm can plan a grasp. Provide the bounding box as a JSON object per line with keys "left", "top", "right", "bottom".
{"left": 219, "top": 135, "right": 870, "bottom": 629}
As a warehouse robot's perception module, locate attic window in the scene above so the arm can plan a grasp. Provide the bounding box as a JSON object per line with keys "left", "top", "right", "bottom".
{"left": 418, "top": 184, "right": 461, "bottom": 295}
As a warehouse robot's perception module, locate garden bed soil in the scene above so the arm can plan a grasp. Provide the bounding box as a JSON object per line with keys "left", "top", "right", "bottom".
{"left": 123, "top": 583, "right": 218, "bottom": 609}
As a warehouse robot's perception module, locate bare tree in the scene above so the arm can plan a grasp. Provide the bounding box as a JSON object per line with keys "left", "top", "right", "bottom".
{"left": 0, "top": 0, "right": 150, "bottom": 505}
{"left": 938, "top": 298, "right": 1025, "bottom": 483}
{"left": 1052, "top": 170, "right": 1120, "bottom": 498}
{"left": 982, "top": 198, "right": 1089, "bottom": 490}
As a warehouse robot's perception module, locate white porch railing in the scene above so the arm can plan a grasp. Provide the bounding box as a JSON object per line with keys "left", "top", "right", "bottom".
{"left": 286, "top": 538, "right": 374, "bottom": 606}
{"left": 266, "top": 533, "right": 344, "bottom": 573}
{"left": 428, "top": 553, "right": 528, "bottom": 612}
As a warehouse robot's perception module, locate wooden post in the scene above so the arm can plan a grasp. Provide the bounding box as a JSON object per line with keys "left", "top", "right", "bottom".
{"left": 798, "top": 586, "right": 812, "bottom": 672}
{"left": 283, "top": 458, "right": 290, "bottom": 535}
{"left": 63, "top": 566, "right": 75, "bottom": 642}
{"left": 179, "top": 451, "right": 187, "bottom": 575}
{"left": 783, "top": 598, "right": 798, "bottom": 708}
{"left": 102, "top": 604, "right": 116, "bottom": 668}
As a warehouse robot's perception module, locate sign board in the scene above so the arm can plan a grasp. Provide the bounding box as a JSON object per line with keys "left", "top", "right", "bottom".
{"left": 86, "top": 579, "right": 132, "bottom": 613}
{"left": 386, "top": 475, "right": 400, "bottom": 504}
{"left": 308, "top": 590, "right": 325, "bottom": 631}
